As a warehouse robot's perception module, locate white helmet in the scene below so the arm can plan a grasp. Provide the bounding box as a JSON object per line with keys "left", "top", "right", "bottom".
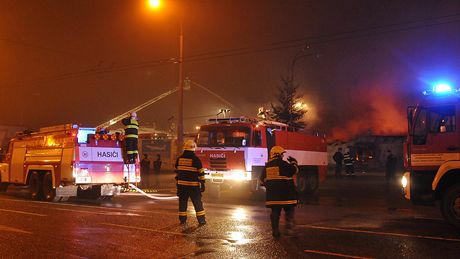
{"left": 131, "top": 112, "right": 137, "bottom": 118}
{"left": 183, "top": 140, "right": 197, "bottom": 151}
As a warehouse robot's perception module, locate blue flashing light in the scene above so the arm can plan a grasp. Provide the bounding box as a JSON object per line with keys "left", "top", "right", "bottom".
{"left": 423, "top": 82, "right": 457, "bottom": 96}
{"left": 433, "top": 83, "right": 453, "bottom": 93}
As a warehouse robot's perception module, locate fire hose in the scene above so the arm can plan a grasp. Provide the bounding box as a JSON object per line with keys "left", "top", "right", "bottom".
{"left": 128, "top": 183, "right": 178, "bottom": 200}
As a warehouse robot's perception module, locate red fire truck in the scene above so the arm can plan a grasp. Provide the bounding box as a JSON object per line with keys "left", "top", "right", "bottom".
{"left": 0, "top": 124, "right": 140, "bottom": 201}
{"left": 196, "top": 117, "right": 328, "bottom": 197}
{"left": 402, "top": 83, "right": 460, "bottom": 228}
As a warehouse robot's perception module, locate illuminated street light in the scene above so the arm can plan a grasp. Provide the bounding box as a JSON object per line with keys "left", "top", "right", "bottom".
{"left": 147, "top": 0, "right": 161, "bottom": 9}
{"left": 146, "top": 0, "right": 185, "bottom": 154}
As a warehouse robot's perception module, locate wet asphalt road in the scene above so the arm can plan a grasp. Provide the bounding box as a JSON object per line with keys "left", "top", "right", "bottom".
{"left": 1, "top": 171, "right": 460, "bottom": 259}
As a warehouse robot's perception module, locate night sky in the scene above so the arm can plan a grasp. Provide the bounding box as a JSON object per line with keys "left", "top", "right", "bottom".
{"left": 1, "top": 0, "right": 460, "bottom": 140}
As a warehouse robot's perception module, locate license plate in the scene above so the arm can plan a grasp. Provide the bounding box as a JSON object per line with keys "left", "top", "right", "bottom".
{"left": 76, "top": 176, "right": 92, "bottom": 184}
{"left": 212, "top": 173, "right": 224, "bottom": 178}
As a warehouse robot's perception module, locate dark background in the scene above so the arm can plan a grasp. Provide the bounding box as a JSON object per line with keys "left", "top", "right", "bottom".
{"left": 1, "top": 0, "right": 460, "bottom": 140}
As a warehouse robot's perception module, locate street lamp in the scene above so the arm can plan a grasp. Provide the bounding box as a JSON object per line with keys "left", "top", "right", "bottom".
{"left": 147, "top": 0, "right": 161, "bottom": 9}
{"left": 146, "top": 0, "right": 185, "bottom": 154}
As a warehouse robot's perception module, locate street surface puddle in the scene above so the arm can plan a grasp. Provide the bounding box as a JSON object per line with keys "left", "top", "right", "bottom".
{"left": 226, "top": 231, "right": 250, "bottom": 245}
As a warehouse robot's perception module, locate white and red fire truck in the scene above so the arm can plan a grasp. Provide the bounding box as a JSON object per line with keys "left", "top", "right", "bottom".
{"left": 402, "top": 84, "right": 460, "bottom": 228}
{"left": 195, "top": 117, "right": 328, "bottom": 197}
{"left": 0, "top": 124, "right": 140, "bottom": 201}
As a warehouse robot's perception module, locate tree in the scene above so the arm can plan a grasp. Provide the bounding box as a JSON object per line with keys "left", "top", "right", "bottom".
{"left": 271, "top": 76, "right": 307, "bottom": 129}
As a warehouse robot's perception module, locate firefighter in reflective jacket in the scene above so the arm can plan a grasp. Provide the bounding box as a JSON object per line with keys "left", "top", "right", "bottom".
{"left": 122, "top": 112, "right": 139, "bottom": 164}
{"left": 260, "top": 146, "right": 299, "bottom": 238}
{"left": 175, "top": 140, "right": 206, "bottom": 226}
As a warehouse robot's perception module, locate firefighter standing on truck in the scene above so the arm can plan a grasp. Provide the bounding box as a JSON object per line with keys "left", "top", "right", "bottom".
{"left": 122, "top": 112, "right": 139, "bottom": 164}
{"left": 260, "top": 146, "right": 299, "bottom": 238}
{"left": 175, "top": 140, "right": 206, "bottom": 226}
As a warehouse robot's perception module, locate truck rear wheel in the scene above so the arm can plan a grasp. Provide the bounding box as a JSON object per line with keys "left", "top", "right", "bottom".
{"left": 29, "top": 172, "right": 42, "bottom": 200}
{"left": 440, "top": 183, "right": 460, "bottom": 229}
{"left": 42, "top": 172, "right": 56, "bottom": 202}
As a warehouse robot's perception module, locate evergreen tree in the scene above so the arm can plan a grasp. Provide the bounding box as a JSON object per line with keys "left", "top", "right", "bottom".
{"left": 271, "top": 76, "right": 307, "bottom": 129}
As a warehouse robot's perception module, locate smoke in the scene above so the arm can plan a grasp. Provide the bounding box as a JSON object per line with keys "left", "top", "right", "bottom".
{"left": 330, "top": 81, "right": 407, "bottom": 140}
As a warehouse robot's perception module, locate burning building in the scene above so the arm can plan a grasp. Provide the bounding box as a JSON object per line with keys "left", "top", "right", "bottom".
{"left": 328, "top": 134, "right": 406, "bottom": 173}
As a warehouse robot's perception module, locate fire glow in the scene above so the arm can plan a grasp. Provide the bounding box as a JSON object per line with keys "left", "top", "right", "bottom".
{"left": 330, "top": 84, "right": 407, "bottom": 140}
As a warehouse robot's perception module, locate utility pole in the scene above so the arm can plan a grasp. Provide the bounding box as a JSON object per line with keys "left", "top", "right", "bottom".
{"left": 177, "top": 20, "right": 184, "bottom": 154}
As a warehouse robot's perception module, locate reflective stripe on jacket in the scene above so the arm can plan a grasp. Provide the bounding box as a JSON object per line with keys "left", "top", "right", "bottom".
{"left": 122, "top": 117, "right": 139, "bottom": 138}
{"left": 175, "top": 151, "right": 205, "bottom": 186}
{"left": 260, "top": 157, "right": 298, "bottom": 207}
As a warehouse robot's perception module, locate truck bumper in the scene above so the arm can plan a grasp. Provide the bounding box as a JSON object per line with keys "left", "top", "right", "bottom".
{"left": 56, "top": 184, "right": 122, "bottom": 198}
{"left": 204, "top": 169, "right": 252, "bottom": 183}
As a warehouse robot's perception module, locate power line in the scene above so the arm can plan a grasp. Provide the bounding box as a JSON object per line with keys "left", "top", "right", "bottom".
{"left": 0, "top": 37, "right": 75, "bottom": 55}
{"left": 14, "top": 11, "right": 460, "bottom": 86}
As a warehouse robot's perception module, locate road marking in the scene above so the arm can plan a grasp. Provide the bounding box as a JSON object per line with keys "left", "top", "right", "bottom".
{"left": 50, "top": 207, "right": 142, "bottom": 216}
{"left": 304, "top": 249, "right": 374, "bottom": 259}
{"left": 101, "top": 222, "right": 187, "bottom": 236}
{"left": 0, "top": 208, "right": 46, "bottom": 217}
{"left": 0, "top": 225, "right": 32, "bottom": 234}
{"left": 300, "top": 225, "right": 460, "bottom": 242}
{"left": 0, "top": 198, "right": 178, "bottom": 216}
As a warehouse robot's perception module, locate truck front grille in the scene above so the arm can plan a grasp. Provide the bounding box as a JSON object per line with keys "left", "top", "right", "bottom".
{"left": 210, "top": 158, "right": 227, "bottom": 170}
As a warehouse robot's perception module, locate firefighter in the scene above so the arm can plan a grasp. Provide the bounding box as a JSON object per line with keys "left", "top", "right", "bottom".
{"left": 343, "top": 148, "right": 355, "bottom": 176}
{"left": 175, "top": 140, "right": 206, "bottom": 226}
{"left": 385, "top": 150, "right": 398, "bottom": 184}
{"left": 260, "top": 146, "right": 299, "bottom": 238}
{"left": 333, "top": 147, "right": 344, "bottom": 179}
{"left": 122, "top": 112, "right": 139, "bottom": 164}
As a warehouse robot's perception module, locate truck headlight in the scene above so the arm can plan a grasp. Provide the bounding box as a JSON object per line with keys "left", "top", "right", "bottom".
{"left": 401, "top": 175, "right": 408, "bottom": 188}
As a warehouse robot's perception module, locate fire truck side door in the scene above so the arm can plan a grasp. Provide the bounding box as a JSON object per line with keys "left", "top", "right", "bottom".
{"left": 10, "top": 147, "right": 26, "bottom": 183}
{"left": 265, "top": 128, "right": 275, "bottom": 151}
{"left": 426, "top": 105, "right": 458, "bottom": 154}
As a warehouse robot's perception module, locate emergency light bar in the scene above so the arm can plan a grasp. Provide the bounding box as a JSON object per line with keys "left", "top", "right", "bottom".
{"left": 423, "top": 82, "right": 458, "bottom": 96}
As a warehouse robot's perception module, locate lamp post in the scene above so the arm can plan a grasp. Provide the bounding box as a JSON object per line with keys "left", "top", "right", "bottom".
{"left": 177, "top": 20, "right": 184, "bottom": 153}
{"left": 146, "top": 0, "right": 185, "bottom": 154}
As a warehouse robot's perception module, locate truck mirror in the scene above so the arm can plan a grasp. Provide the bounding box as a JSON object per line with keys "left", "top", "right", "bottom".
{"left": 407, "top": 106, "right": 416, "bottom": 136}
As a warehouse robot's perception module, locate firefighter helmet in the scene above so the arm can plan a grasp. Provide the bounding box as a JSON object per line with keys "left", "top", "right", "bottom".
{"left": 270, "top": 146, "right": 285, "bottom": 159}
{"left": 184, "top": 140, "right": 197, "bottom": 151}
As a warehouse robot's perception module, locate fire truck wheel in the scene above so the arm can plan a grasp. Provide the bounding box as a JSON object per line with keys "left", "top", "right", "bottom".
{"left": 440, "top": 183, "right": 460, "bottom": 229}
{"left": 29, "top": 172, "right": 42, "bottom": 200}
{"left": 42, "top": 172, "right": 56, "bottom": 202}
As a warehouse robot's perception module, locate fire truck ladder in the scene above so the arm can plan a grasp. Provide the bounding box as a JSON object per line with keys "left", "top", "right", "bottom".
{"left": 97, "top": 87, "right": 180, "bottom": 129}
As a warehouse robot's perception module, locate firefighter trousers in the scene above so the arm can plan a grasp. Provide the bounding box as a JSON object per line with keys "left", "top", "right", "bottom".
{"left": 178, "top": 185, "right": 205, "bottom": 224}
{"left": 270, "top": 205, "right": 295, "bottom": 231}
{"left": 125, "top": 137, "right": 138, "bottom": 163}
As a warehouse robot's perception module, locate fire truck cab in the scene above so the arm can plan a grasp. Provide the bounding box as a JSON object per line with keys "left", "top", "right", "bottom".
{"left": 196, "top": 117, "right": 328, "bottom": 197}
{"left": 0, "top": 124, "right": 140, "bottom": 201}
{"left": 403, "top": 84, "right": 460, "bottom": 228}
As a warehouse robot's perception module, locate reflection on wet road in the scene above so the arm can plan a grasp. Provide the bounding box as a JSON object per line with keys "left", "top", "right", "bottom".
{"left": 1, "top": 172, "right": 460, "bottom": 258}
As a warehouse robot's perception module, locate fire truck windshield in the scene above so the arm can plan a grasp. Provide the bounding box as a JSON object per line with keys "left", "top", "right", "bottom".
{"left": 77, "top": 128, "right": 96, "bottom": 144}
{"left": 197, "top": 126, "right": 251, "bottom": 147}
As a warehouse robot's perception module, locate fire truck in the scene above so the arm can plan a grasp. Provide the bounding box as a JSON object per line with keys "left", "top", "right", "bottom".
{"left": 402, "top": 83, "right": 460, "bottom": 228}
{"left": 196, "top": 117, "right": 328, "bottom": 197}
{"left": 0, "top": 124, "right": 140, "bottom": 201}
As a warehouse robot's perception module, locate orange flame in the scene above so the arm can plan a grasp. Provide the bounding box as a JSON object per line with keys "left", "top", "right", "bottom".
{"left": 330, "top": 83, "right": 407, "bottom": 140}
